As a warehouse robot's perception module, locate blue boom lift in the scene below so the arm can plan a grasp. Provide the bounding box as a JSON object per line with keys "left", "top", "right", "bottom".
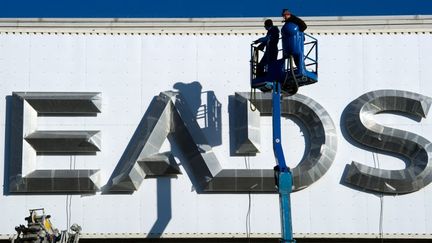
{"left": 250, "top": 22, "right": 318, "bottom": 243}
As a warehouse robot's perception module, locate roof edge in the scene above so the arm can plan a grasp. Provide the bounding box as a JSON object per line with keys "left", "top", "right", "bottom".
{"left": 0, "top": 15, "right": 431, "bottom": 33}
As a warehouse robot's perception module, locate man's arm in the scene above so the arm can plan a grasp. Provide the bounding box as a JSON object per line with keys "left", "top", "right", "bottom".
{"left": 290, "top": 15, "right": 307, "bottom": 32}
{"left": 254, "top": 36, "right": 268, "bottom": 50}
{"left": 254, "top": 29, "right": 271, "bottom": 44}
{"left": 254, "top": 35, "right": 268, "bottom": 44}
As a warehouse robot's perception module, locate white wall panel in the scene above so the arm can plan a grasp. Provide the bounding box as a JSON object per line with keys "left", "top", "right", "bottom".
{"left": 0, "top": 30, "right": 432, "bottom": 238}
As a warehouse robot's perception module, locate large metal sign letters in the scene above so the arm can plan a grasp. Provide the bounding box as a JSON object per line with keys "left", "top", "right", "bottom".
{"left": 7, "top": 93, "right": 102, "bottom": 193}
{"left": 343, "top": 90, "right": 432, "bottom": 194}
{"left": 4, "top": 90, "right": 432, "bottom": 195}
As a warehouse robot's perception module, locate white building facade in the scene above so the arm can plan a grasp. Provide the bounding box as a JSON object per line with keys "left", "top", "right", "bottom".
{"left": 0, "top": 16, "right": 432, "bottom": 241}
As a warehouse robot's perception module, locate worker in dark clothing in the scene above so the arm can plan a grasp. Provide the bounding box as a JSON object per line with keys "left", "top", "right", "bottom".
{"left": 281, "top": 9, "right": 307, "bottom": 73}
{"left": 253, "top": 19, "right": 280, "bottom": 77}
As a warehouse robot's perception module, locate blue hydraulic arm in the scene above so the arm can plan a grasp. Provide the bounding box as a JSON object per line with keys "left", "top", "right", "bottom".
{"left": 249, "top": 20, "right": 318, "bottom": 243}
{"left": 272, "top": 82, "right": 288, "bottom": 172}
{"left": 271, "top": 82, "right": 295, "bottom": 243}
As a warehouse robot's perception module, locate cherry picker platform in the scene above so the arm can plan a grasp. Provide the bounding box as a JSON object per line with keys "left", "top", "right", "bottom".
{"left": 250, "top": 23, "right": 318, "bottom": 95}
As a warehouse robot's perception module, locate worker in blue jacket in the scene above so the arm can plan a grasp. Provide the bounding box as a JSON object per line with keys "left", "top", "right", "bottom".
{"left": 281, "top": 9, "right": 307, "bottom": 73}
{"left": 253, "top": 19, "right": 280, "bottom": 77}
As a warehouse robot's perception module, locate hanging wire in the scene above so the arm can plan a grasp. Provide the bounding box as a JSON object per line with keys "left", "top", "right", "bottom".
{"left": 244, "top": 156, "right": 252, "bottom": 243}
{"left": 249, "top": 44, "right": 257, "bottom": 112}
{"left": 372, "top": 152, "right": 385, "bottom": 242}
{"left": 70, "top": 156, "right": 76, "bottom": 230}
{"left": 379, "top": 194, "right": 384, "bottom": 243}
{"left": 282, "top": 56, "right": 299, "bottom": 95}
{"left": 250, "top": 88, "right": 257, "bottom": 111}
{"left": 66, "top": 156, "right": 76, "bottom": 232}
{"left": 66, "top": 157, "right": 71, "bottom": 231}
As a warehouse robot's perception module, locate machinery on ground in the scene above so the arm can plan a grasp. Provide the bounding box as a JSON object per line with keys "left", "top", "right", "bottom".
{"left": 11, "top": 209, "right": 81, "bottom": 243}
{"left": 250, "top": 22, "right": 318, "bottom": 243}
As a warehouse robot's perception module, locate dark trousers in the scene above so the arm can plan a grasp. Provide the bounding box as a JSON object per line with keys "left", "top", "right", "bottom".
{"left": 256, "top": 51, "right": 278, "bottom": 77}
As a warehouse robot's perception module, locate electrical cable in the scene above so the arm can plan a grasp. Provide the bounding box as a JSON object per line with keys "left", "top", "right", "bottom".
{"left": 250, "top": 87, "right": 257, "bottom": 111}
{"left": 66, "top": 156, "right": 76, "bottom": 232}
{"left": 250, "top": 45, "right": 258, "bottom": 112}
{"left": 244, "top": 156, "right": 252, "bottom": 243}
{"left": 373, "top": 152, "right": 385, "bottom": 242}
{"left": 70, "top": 156, "right": 76, "bottom": 230}
{"left": 66, "top": 157, "right": 71, "bottom": 232}
{"left": 380, "top": 194, "right": 384, "bottom": 243}
{"left": 284, "top": 56, "right": 299, "bottom": 95}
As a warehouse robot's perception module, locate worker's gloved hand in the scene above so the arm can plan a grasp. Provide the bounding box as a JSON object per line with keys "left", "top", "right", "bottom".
{"left": 253, "top": 40, "right": 259, "bottom": 44}
{"left": 256, "top": 43, "right": 265, "bottom": 51}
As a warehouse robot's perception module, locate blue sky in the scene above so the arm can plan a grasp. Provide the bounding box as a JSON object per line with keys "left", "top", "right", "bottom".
{"left": 1, "top": 0, "right": 431, "bottom": 18}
